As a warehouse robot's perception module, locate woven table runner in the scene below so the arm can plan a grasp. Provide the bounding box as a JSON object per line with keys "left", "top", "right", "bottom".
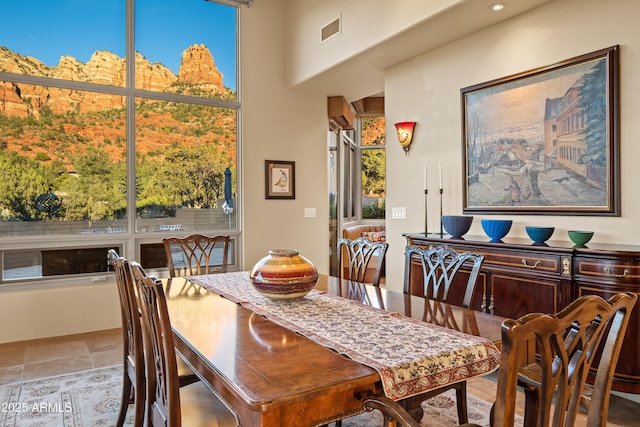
{"left": 188, "top": 271, "right": 500, "bottom": 401}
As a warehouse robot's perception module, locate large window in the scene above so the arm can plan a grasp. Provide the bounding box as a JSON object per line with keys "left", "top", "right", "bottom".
{"left": 0, "top": 0, "right": 240, "bottom": 285}
{"left": 338, "top": 116, "right": 386, "bottom": 223}
{"left": 361, "top": 117, "right": 386, "bottom": 219}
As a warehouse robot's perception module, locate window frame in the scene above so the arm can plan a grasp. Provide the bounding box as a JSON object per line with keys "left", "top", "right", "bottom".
{"left": 359, "top": 116, "right": 386, "bottom": 220}
{"left": 0, "top": 0, "right": 242, "bottom": 288}
{"left": 338, "top": 116, "right": 387, "bottom": 227}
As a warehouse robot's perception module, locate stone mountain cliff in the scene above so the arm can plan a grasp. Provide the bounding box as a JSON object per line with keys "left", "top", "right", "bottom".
{"left": 0, "top": 44, "right": 226, "bottom": 117}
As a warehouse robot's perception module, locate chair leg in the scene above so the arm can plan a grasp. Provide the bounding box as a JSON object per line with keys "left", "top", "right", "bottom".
{"left": 177, "top": 355, "right": 201, "bottom": 387}
{"left": 522, "top": 386, "right": 540, "bottom": 427}
{"left": 116, "top": 372, "right": 132, "bottom": 427}
{"left": 455, "top": 382, "right": 469, "bottom": 424}
{"left": 178, "top": 373, "right": 200, "bottom": 387}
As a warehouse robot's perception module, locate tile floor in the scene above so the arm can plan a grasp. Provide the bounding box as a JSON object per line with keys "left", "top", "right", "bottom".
{"left": 0, "top": 328, "right": 123, "bottom": 385}
{"left": 1, "top": 328, "right": 639, "bottom": 426}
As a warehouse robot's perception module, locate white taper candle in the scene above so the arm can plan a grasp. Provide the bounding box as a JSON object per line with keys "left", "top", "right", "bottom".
{"left": 424, "top": 164, "right": 427, "bottom": 190}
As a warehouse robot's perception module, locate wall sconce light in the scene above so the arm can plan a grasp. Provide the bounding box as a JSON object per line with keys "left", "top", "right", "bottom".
{"left": 395, "top": 122, "right": 416, "bottom": 153}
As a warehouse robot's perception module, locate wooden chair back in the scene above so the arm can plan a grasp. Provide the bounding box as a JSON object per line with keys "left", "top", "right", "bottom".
{"left": 163, "top": 234, "right": 230, "bottom": 277}
{"left": 403, "top": 245, "right": 484, "bottom": 308}
{"left": 131, "top": 261, "right": 182, "bottom": 427}
{"left": 338, "top": 237, "right": 389, "bottom": 287}
{"left": 495, "top": 291, "right": 637, "bottom": 427}
{"left": 359, "top": 293, "right": 637, "bottom": 427}
{"left": 108, "top": 249, "right": 145, "bottom": 427}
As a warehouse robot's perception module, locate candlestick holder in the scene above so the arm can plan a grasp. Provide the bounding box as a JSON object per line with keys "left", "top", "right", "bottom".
{"left": 424, "top": 189, "right": 429, "bottom": 235}
{"left": 439, "top": 188, "right": 444, "bottom": 237}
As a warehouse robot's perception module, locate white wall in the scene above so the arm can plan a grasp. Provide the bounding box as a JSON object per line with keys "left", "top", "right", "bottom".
{"left": 384, "top": 0, "right": 640, "bottom": 289}
{"left": 241, "top": 0, "right": 329, "bottom": 274}
{"left": 0, "top": 282, "right": 121, "bottom": 342}
{"left": 285, "top": 0, "right": 460, "bottom": 87}
{"left": 284, "top": 0, "right": 553, "bottom": 101}
{"left": 0, "top": 0, "right": 329, "bottom": 343}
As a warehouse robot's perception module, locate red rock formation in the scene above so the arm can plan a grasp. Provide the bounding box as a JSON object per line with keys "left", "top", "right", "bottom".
{"left": 135, "top": 52, "right": 176, "bottom": 91}
{"left": 0, "top": 82, "right": 29, "bottom": 117}
{"left": 178, "top": 44, "right": 224, "bottom": 89}
{"left": 0, "top": 44, "right": 225, "bottom": 117}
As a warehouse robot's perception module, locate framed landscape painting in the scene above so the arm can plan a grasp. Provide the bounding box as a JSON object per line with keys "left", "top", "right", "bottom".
{"left": 461, "top": 46, "right": 619, "bottom": 216}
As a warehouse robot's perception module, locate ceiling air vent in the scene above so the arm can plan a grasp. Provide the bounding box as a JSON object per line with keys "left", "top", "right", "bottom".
{"left": 321, "top": 15, "right": 341, "bottom": 43}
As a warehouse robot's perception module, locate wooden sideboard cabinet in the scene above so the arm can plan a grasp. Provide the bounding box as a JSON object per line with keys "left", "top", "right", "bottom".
{"left": 404, "top": 233, "right": 640, "bottom": 394}
{"left": 404, "top": 234, "right": 573, "bottom": 318}
{"left": 572, "top": 246, "right": 640, "bottom": 393}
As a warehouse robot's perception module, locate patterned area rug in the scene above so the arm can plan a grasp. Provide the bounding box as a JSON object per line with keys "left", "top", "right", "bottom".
{"left": 339, "top": 391, "right": 503, "bottom": 427}
{"left": 0, "top": 366, "right": 130, "bottom": 427}
{"left": 0, "top": 365, "right": 507, "bottom": 427}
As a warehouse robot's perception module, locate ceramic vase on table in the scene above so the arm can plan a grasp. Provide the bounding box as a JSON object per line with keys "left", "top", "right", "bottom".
{"left": 250, "top": 249, "right": 319, "bottom": 300}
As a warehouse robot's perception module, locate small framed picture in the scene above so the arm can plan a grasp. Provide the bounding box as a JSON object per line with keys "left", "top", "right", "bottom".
{"left": 265, "top": 160, "right": 295, "bottom": 199}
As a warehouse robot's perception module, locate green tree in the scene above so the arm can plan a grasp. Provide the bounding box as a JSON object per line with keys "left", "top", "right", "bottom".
{"left": 361, "top": 149, "right": 386, "bottom": 196}
{"left": 577, "top": 59, "right": 607, "bottom": 166}
{"left": 59, "top": 147, "right": 126, "bottom": 220}
{"left": 0, "top": 151, "right": 51, "bottom": 220}
{"left": 161, "top": 144, "right": 229, "bottom": 209}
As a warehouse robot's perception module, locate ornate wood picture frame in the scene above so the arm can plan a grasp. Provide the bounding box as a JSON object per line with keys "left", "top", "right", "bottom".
{"left": 461, "top": 46, "right": 619, "bottom": 216}
{"left": 265, "top": 160, "right": 295, "bottom": 199}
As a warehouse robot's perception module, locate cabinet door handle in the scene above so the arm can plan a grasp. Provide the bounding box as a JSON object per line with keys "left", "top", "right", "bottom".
{"left": 522, "top": 259, "right": 542, "bottom": 269}
{"left": 603, "top": 267, "right": 631, "bottom": 278}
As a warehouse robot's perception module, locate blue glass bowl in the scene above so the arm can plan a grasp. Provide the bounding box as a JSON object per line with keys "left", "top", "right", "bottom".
{"left": 525, "top": 226, "right": 555, "bottom": 245}
{"left": 481, "top": 219, "right": 512, "bottom": 242}
{"left": 441, "top": 215, "right": 473, "bottom": 239}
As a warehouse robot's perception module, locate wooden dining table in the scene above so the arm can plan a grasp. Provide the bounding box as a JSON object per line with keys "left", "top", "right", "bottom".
{"left": 163, "top": 274, "right": 505, "bottom": 427}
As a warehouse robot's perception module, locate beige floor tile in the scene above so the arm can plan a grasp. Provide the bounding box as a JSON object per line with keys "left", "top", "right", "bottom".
{"left": 0, "top": 343, "right": 26, "bottom": 368}
{"left": 85, "top": 328, "right": 123, "bottom": 353}
{"left": 23, "top": 340, "right": 89, "bottom": 364}
{"left": 21, "top": 356, "right": 94, "bottom": 381}
{"left": 91, "top": 348, "right": 123, "bottom": 368}
{"left": 0, "top": 365, "right": 23, "bottom": 385}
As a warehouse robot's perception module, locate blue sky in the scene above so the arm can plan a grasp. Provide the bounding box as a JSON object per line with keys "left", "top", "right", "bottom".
{"left": 0, "top": 0, "right": 237, "bottom": 90}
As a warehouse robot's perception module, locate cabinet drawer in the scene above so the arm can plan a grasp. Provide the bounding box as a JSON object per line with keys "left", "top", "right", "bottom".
{"left": 490, "top": 274, "right": 566, "bottom": 318}
{"left": 575, "top": 257, "right": 640, "bottom": 282}
{"left": 478, "top": 250, "right": 569, "bottom": 276}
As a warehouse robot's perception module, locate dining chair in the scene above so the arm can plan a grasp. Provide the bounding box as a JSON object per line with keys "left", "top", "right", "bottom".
{"left": 163, "top": 234, "right": 230, "bottom": 277}
{"left": 362, "top": 393, "right": 420, "bottom": 427}
{"left": 337, "top": 236, "right": 389, "bottom": 287}
{"left": 109, "top": 249, "right": 146, "bottom": 427}
{"left": 499, "top": 291, "right": 637, "bottom": 427}
{"left": 108, "top": 249, "right": 201, "bottom": 427}
{"left": 329, "top": 237, "right": 388, "bottom": 427}
{"left": 361, "top": 292, "right": 637, "bottom": 427}
{"left": 403, "top": 245, "right": 484, "bottom": 308}
{"left": 130, "top": 261, "right": 238, "bottom": 427}
{"left": 400, "top": 244, "right": 485, "bottom": 424}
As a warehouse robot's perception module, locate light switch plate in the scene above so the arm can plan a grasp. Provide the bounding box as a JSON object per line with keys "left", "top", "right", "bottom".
{"left": 391, "top": 207, "right": 406, "bottom": 219}
{"left": 304, "top": 208, "right": 317, "bottom": 218}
